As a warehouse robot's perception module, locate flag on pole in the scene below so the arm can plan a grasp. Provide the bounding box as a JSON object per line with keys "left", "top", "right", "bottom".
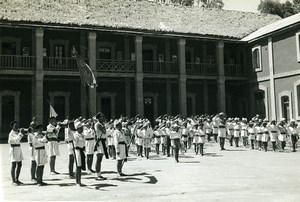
{"left": 49, "top": 103, "right": 58, "bottom": 118}
{"left": 74, "top": 48, "right": 97, "bottom": 88}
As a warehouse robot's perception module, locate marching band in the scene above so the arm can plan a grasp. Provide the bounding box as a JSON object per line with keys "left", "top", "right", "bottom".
{"left": 7, "top": 112, "right": 300, "bottom": 186}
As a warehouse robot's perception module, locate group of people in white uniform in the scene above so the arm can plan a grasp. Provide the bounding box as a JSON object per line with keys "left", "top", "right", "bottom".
{"left": 8, "top": 112, "right": 299, "bottom": 187}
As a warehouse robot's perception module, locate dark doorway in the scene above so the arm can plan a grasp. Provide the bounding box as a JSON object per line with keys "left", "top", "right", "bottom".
{"left": 239, "top": 100, "right": 247, "bottom": 118}
{"left": 142, "top": 49, "right": 154, "bottom": 61}
{"left": 1, "top": 96, "right": 15, "bottom": 132}
{"left": 101, "top": 97, "right": 111, "bottom": 120}
{"left": 54, "top": 96, "right": 65, "bottom": 121}
{"left": 2, "top": 42, "right": 17, "bottom": 55}
{"left": 254, "top": 91, "right": 266, "bottom": 119}
{"left": 144, "top": 97, "right": 154, "bottom": 124}
{"left": 187, "top": 96, "right": 192, "bottom": 116}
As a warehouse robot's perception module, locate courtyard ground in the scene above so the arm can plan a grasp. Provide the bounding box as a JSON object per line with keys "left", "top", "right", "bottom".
{"left": 0, "top": 141, "right": 300, "bottom": 202}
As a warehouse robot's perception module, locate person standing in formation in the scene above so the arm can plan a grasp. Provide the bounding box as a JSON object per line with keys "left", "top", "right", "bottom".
{"left": 248, "top": 122, "right": 256, "bottom": 150}
{"left": 153, "top": 125, "right": 161, "bottom": 155}
{"left": 114, "top": 121, "right": 127, "bottom": 176}
{"left": 198, "top": 122, "right": 206, "bottom": 156}
{"left": 277, "top": 119, "right": 287, "bottom": 151}
{"left": 73, "top": 120, "right": 86, "bottom": 186}
{"left": 191, "top": 123, "right": 199, "bottom": 154}
{"left": 255, "top": 120, "right": 263, "bottom": 150}
{"left": 27, "top": 124, "right": 37, "bottom": 182}
{"left": 107, "top": 123, "right": 116, "bottom": 159}
{"left": 161, "top": 124, "right": 167, "bottom": 155}
{"left": 165, "top": 121, "right": 171, "bottom": 157}
{"left": 84, "top": 119, "right": 96, "bottom": 174}
{"left": 233, "top": 118, "right": 240, "bottom": 147}
{"left": 268, "top": 120, "right": 279, "bottom": 152}
{"left": 94, "top": 112, "right": 108, "bottom": 180}
{"left": 261, "top": 120, "right": 269, "bottom": 152}
{"left": 181, "top": 122, "right": 188, "bottom": 152}
{"left": 226, "top": 118, "right": 234, "bottom": 147}
{"left": 214, "top": 113, "right": 226, "bottom": 150}
{"left": 143, "top": 123, "right": 152, "bottom": 159}
{"left": 169, "top": 124, "right": 181, "bottom": 162}
{"left": 8, "top": 121, "right": 26, "bottom": 186}
{"left": 136, "top": 124, "right": 144, "bottom": 157}
{"left": 240, "top": 118, "right": 249, "bottom": 148}
{"left": 47, "top": 116, "right": 61, "bottom": 175}
{"left": 212, "top": 117, "right": 218, "bottom": 143}
{"left": 204, "top": 118, "right": 212, "bottom": 142}
{"left": 288, "top": 120, "right": 299, "bottom": 152}
{"left": 33, "top": 124, "right": 48, "bottom": 186}
{"left": 65, "top": 120, "right": 76, "bottom": 179}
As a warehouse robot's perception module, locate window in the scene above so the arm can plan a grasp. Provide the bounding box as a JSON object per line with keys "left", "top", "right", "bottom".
{"left": 297, "top": 85, "right": 300, "bottom": 116}
{"left": 252, "top": 46, "right": 262, "bottom": 72}
{"left": 99, "top": 47, "right": 112, "bottom": 59}
{"left": 254, "top": 91, "right": 266, "bottom": 118}
{"left": 281, "top": 96, "right": 290, "bottom": 121}
{"left": 296, "top": 32, "right": 300, "bottom": 62}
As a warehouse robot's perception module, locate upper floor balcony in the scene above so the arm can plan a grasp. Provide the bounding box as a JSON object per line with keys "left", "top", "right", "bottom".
{"left": 0, "top": 55, "right": 35, "bottom": 70}
{"left": 0, "top": 55, "right": 248, "bottom": 78}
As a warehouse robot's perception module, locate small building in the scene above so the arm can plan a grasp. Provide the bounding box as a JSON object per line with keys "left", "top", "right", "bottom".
{"left": 0, "top": 0, "right": 287, "bottom": 138}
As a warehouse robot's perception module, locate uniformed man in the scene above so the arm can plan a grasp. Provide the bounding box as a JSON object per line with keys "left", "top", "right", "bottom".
{"left": 198, "top": 122, "right": 206, "bottom": 156}
{"left": 169, "top": 124, "right": 181, "bottom": 162}
{"left": 27, "top": 126, "right": 37, "bottom": 182}
{"left": 233, "top": 118, "right": 240, "bottom": 147}
{"left": 8, "top": 121, "right": 26, "bottom": 186}
{"left": 84, "top": 119, "right": 96, "bottom": 174}
{"left": 268, "top": 120, "right": 279, "bottom": 152}
{"left": 212, "top": 116, "right": 219, "bottom": 143}
{"left": 255, "top": 120, "right": 263, "bottom": 150}
{"left": 181, "top": 122, "right": 188, "bottom": 151}
{"left": 65, "top": 120, "right": 76, "bottom": 179}
{"left": 226, "top": 118, "right": 234, "bottom": 146}
{"left": 204, "top": 118, "right": 213, "bottom": 142}
{"left": 277, "top": 119, "right": 287, "bottom": 151}
{"left": 191, "top": 123, "right": 199, "bottom": 154}
{"left": 107, "top": 123, "right": 116, "bottom": 159}
{"left": 94, "top": 112, "right": 108, "bottom": 180}
{"left": 213, "top": 112, "right": 226, "bottom": 150}
{"left": 248, "top": 122, "right": 256, "bottom": 150}
{"left": 240, "top": 118, "right": 249, "bottom": 148}
{"left": 47, "top": 116, "right": 61, "bottom": 174}
{"left": 288, "top": 120, "right": 299, "bottom": 152}
{"left": 114, "top": 121, "right": 127, "bottom": 176}
{"left": 33, "top": 124, "right": 48, "bottom": 186}
{"left": 153, "top": 125, "right": 161, "bottom": 155}
{"left": 74, "top": 120, "right": 86, "bottom": 186}
{"left": 142, "top": 123, "right": 152, "bottom": 159}
{"left": 160, "top": 124, "right": 167, "bottom": 155}
{"left": 261, "top": 120, "right": 269, "bottom": 152}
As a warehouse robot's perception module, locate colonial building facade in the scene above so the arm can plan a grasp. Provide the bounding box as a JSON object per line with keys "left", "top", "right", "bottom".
{"left": 0, "top": 0, "right": 291, "bottom": 138}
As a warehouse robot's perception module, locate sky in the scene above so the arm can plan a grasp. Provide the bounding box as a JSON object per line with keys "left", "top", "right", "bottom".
{"left": 223, "top": 0, "right": 288, "bottom": 13}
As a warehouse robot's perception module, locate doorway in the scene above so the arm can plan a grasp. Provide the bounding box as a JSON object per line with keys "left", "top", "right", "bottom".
{"left": 1, "top": 95, "right": 15, "bottom": 132}
{"left": 101, "top": 97, "right": 111, "bottom": 120}
{"left": 144, "top": 96, "right": 154, "bottom": 124}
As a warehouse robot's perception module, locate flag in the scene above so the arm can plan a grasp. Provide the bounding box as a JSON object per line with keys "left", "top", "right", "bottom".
{"left": 49, "top": 103, "right": 58, "bottom": 118}
{"left": 74, "top": 48, "right": 97, "bottom": 88}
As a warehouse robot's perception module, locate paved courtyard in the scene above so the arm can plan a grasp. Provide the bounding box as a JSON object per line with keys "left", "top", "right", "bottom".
{"left": 0, "top": 141, "right": 300, "bottom": 202}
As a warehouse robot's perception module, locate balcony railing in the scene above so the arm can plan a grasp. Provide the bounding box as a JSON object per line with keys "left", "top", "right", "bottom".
{"left": 0, "top": 55, "right": 35, "bottom": 70}
{"left": 96, "top": 59, "right": 135, "bottom": 73}
{"left": 43, "top": 57, "right": 78, "bottom": 71}
{"left": 186, "top": 63, "right": 217, "bottom": 76}
{"left": 143, "top": 61, "right": 179, "bottom": 74}
{"left": 225, "top": 64, "right": 247, "bottom": 77}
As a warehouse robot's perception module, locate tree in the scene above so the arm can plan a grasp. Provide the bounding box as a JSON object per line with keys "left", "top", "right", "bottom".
{"left": 258, "top": 0, "right": 300, "bottom": 18}
{"left": 198, "top": 0, "right": 224, "bottom": 9}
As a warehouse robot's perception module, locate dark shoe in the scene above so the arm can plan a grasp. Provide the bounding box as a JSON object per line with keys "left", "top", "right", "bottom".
{"left": 41, "top": 182, "right": 48, "bottom": 186}
{"left": 95, "top": 176, "right": 107, "bottom": 180}
{"left": 69, "top": 175, "right": 75, "bottom": 179}
{"left": 90, "top": 169, "right": 96, "bottom": 173}
{"left": 31, "top": 178, "right": 38, "bottom": 183}
{"left": 16, "top": 180, "right": 24, "bottom": 185}
{"left": 53, "top": 171, "right": 60, "bottom": 174}
{"left": 119, "top": 173, "right": 127, "bottom": 176}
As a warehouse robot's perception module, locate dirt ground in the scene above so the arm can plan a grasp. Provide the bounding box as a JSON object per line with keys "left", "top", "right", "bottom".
{"left": 0, "top": 140, "right": 300, "bottom": 202}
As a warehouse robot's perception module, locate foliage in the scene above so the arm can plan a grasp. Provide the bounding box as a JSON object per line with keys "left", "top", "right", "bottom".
{"left": 258, "top": 0, "right": 300, "bottom": 18}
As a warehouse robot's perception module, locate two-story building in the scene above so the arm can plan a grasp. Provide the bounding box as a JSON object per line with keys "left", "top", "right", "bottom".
{"left": 243, "top": 13, "right": 300, "bottom": 123}
{"left": 0, "top": 0, "right": 282, "bottom": 138}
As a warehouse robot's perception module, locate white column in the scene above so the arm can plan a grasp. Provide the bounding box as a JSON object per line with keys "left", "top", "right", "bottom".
{"left": 268, "top": 37, "right": 276, "bottom": 120}
{"left": 216, "top": 41, "right": 226, "bottom": 113}
{"left": 135, "top": 36, "right": 144, "bottom": 117}
{"left": 88, "top": 32, "right": 97, "bottom": 116}
{"left": 178, "top": 38, "right": 187, "bottom": 116}
{"left": 32, "top": 28, "right": 44, "bottom": 124}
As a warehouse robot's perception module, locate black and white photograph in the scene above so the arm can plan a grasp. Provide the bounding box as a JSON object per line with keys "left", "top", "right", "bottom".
{"left": 0, "top": 0, "right": 300, "bottom": 201}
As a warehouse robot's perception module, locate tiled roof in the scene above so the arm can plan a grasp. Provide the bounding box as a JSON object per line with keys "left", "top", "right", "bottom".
{"left": 0, "top": 0, "right": 281, "bottom": 40}
{"left": 242, "top": 12, "right": 300, "bottom": 42}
